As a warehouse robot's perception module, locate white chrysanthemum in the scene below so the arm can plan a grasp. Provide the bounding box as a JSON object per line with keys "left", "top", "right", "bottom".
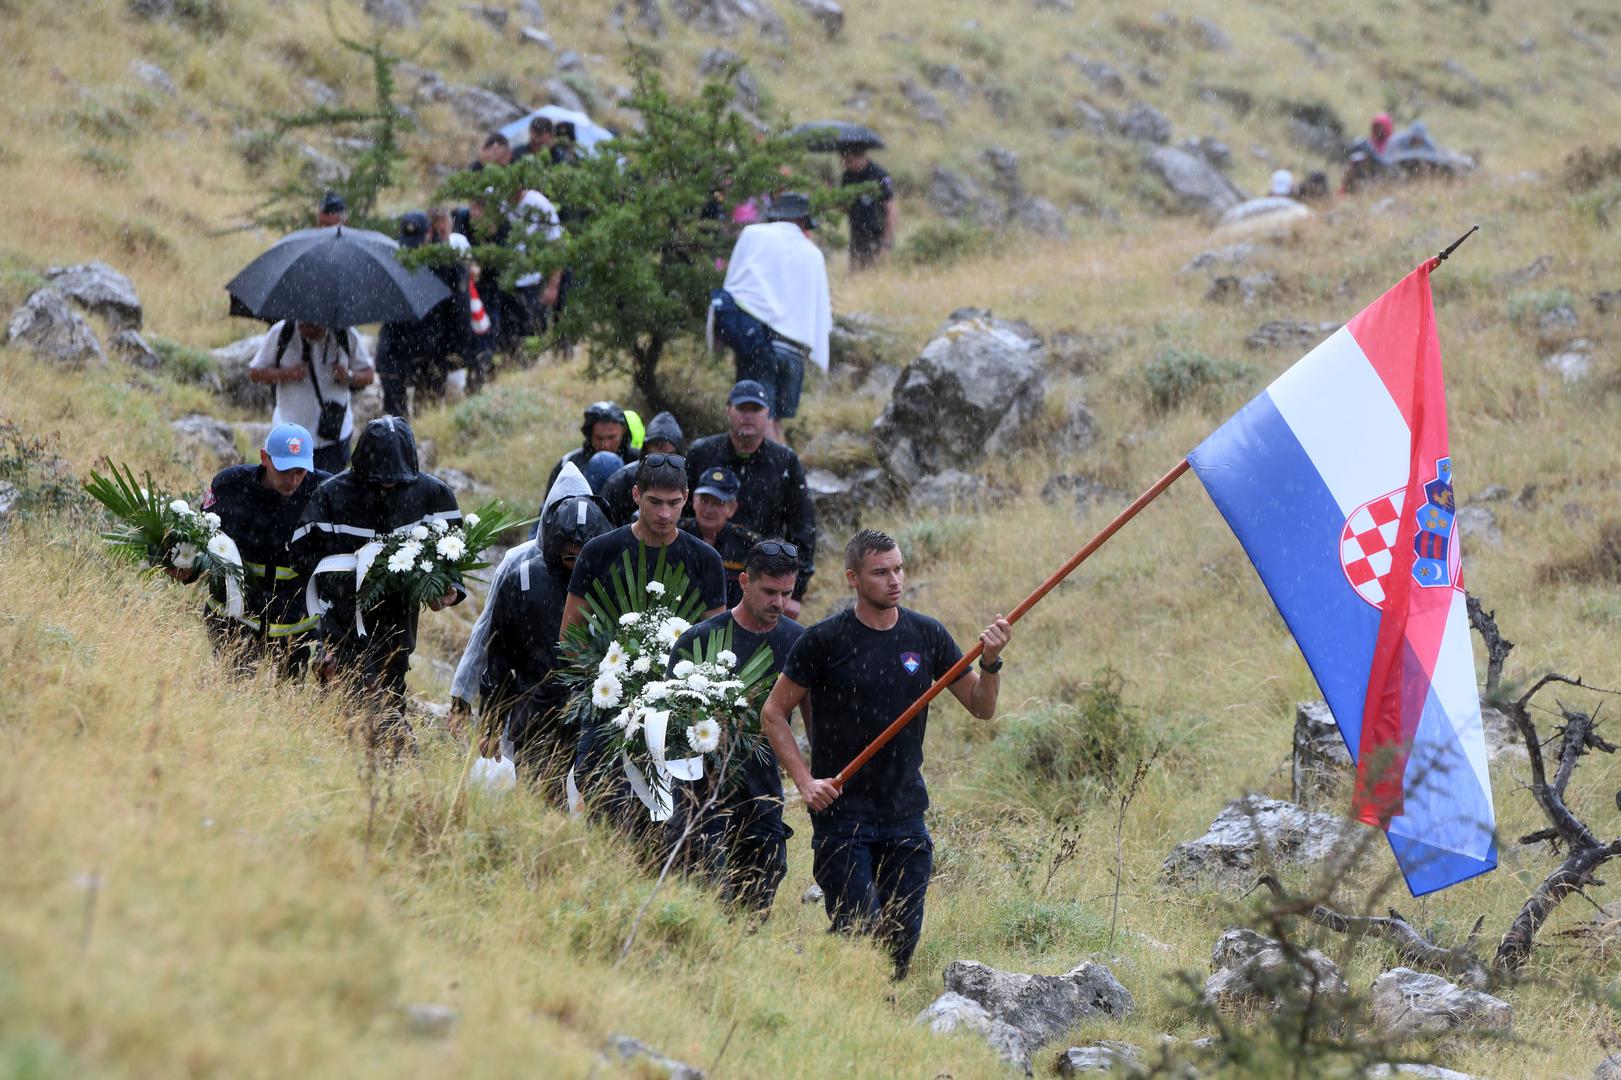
{"left": 716, "top": 649, "right": 737, "bottom": 669}
{"left": 435, "top": 535, "right": 466, "bottom": 560}
{"left": 464, "top": 513, "right": 480, "bottom": 528}
{"left": 686, "top": 672, "right": 710, "bottom": 693}
{"left": 642, "top": 681, "right": 670, "bottom": 702}
{"left": 599, "top": 640, "right": 628, "bottom": 676}
{"left": 592, "top": 672, "right": 623, "bottom": 709}
{"left": 410, "top": 524, "right": 430, "bottom": 541}
{"left": 168, "top": 499, "right": 190, "bottom": 515}
{"left": 631, "top": 654, "right": 651, "bottom": 674}
{"left": 432, "top": 518, "right": 450, "bottom": 534}
{"left": 612, "top": 704, "right": 640, "bottom": 732}
{"left": 645, "top": 580, "right": 666, "bottom": 597}
{"left": 687, "top": 718, "right": 721, "bottom": 754}
{"left": 203, "top": 512, "right": 222, "bottom": 530}
{"left": 672, "top": 659, "right": 695, "bottom": 678}
{"left": 619, "top": 611, "right": 641, "bottom": 626}
{"left": 397, "top": 539, "right": 422, "bottom": 560}
{"left": 418, "top": 559, "right": 435, "bottom": 572}
{"left": 735, "top": 696, "right": 749, "bottom": 708}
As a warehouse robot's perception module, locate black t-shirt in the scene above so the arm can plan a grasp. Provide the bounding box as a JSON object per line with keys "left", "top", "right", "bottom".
{"left": 568, "top": 524, "right": 727, "bottom": 615}
{"left": 842, "top": 161, "right": 894, "bottom": 248}
{"left": 678, "top": 519, "right": 763, "bottom": 608}
{"left": 673, "top": 610, "right": 804, "bottom": 821}
{"left": 783, "top": 607, "right": 964, "bottom": 824}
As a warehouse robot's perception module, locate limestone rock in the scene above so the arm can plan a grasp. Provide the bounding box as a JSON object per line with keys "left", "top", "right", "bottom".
{"left": 1041, "top": 474, "right": 1124, "bottom": 515}
{"left": 603, "top": 1034, "right": 705, "bottom": 1079}
{"left": 1203, "top": 927, "right": 1347, "bottom": 1009}
{"left": 1245, "top": 320, "right": 1340, "bottom": 351}
{"left": 801, "top": 882, "right": 823, "bottom": 904}
{"left": 1179, "top": 242, "right": 1256, "bottom": 273}
{"left": 7, "top": 289, "right": 105, "bottom": 368}
{"left": 829, "top": 311, "right": 899, "bottom": 371}
{"left": 170, "top": 414, "right": 240, "bottom": 471}
{"left": 1369, "top": 967, "right": 1512, "bottom": 1041}
{"left": 1596, "top": 1052, "right": 1621, "bottom": 1079}
{"left": 519, "top": 26, "right": 556, "bottom": 49}
{"left": 350, "top": 382, "right": 386, "bottom": 428}
{"left": 914, "top": 991, "right": 1030, "bottom": 1073}
{"left": 403, "top": 1002, "right": 457, "bottom": 1038}
{"left": 898, "top": 78, "right": 949, "bottom": 126}
{"left": 1205, "top": 273, "right": 1279, "bottom": 306}
{"left": 107, "top": 328, "right": 160, "bottom": 371}
{"left": 1056, "top": 1043, "right": 1143, "bottom": 1076}
{"left": 1291, "top": 700, "right": 1350, "bottom": 807}
{"left": 943, "top": 958, "right": 1135, "bottom": 1059}
{"left": 612, "top": 0, "right": 665, "bottom": 37}
{"left": 1119, "top": 102, "right": 1172, "bottom": 144}
{"left": 439, "top": 467, "right": 494, "bottom": 500}
{"left": 1455, "top": 505, "right": 1500, "bottom": 547}
{"left": 1067, "top": 55, "right": 1125, "bottom": 96}
{"left": 1538, "top": 305, "right": 1579, "bottom": 334}
{"left": 1181, "top": 136, "right": 1232, "bottom": 171}
{"left": 1145, "top": 146, "right": 1243, "bottom": 215}
{"left": 928, "top": 166, "right": 997, "bottom": 223}
{"left": 1365, "top": 1066, "right": 1484, "bottom": 1080}
{"left": 872, "top": 312, "right": 1046, "bottom": 482}
{"left": 910, "top": 469, "right": 987, "bottom": 512}
{"left": 462, "top": 3, "right": 508, "bottom": 31}
{"left": 1161, "top": 795, "right": 1362, "bottom": 890}
{"left": 1543, "top": 340, "right": 1593, "bottom": 385}
{"left": 806, "top": 466, "right": 891, "bottom": 533}
{"left": 793, "top": 0, "right": 843, "bottom": 38}
{"left": 363, "top": 0, "right": 427, "bottom": 27}
{"left": 45, "top": 262, "right": 143, "bottom": 330}
{"left": 671, "top": 0, "right": 784, "bottom": 40}
{"left": 130, "top": 59, "right": 177, "bottom": 96}
{"left": 1188, "top": 15, "right": 1231, "bottom": 51}
{"left": 210, "top": 333, "right": 274, "bottom": 412}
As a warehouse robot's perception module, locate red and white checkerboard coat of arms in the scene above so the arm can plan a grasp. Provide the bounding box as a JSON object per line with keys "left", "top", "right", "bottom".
{"left": 1340, "top": 489, "right": 1405, "bottom": 608}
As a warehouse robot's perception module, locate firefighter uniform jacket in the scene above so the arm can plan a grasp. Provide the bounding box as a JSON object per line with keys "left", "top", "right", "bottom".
{"left": 200, "top": 463, "right": 331, "bottom": 638}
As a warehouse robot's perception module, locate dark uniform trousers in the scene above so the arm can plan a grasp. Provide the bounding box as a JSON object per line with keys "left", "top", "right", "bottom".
{"left": 811, "top": 816, "right": 934, "bottom": 978}
{"left": 669, "top": 787, "right": 790, "bottom": 915}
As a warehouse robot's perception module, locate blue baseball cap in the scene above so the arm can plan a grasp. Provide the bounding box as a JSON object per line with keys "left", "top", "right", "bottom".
{"left": 265, "top": 423, "right": 315, "bottom": 471}
{"left": 694, "top": 466, "right": 741, "bottom": 502}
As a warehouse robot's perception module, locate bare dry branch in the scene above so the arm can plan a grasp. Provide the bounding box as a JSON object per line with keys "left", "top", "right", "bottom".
{"left": 1467, "top": 595, "right": 1515, "bottom": 697}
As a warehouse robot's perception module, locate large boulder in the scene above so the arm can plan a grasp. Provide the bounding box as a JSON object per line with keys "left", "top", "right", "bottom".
{"left": 1161, "top": 795, "right": 1363, "bottom": 891}
{"left": 872, "top": 312, "right": 1046, "bottom": 483}
{"left": 914, "top": 991, "right": 1029, "bottom": 1073}
{"left": 1144, "top": 146, "right": 1243, "bottom": 215}
{"left": 7, "top": 288, "right": 105, "bottom": 368}
{"left": 805, "top": 466, "right": 891, "bottom": 536}
{"left": 1203, "top": 927, "right": 1347, "bottom": 1009}
{"left": 171, "top": 414, "right": 240, "bottom": 472}
{"left": 898, "top": 78, "right": 950, "bottom": 125}
{"left": 1118, "top": 102, "right": 1172, "bottom": 144}
{"left": 792, "top": 0, "right": 842, "bottom": 37}
{"left": 671, "top": 0, "right": 785, "bottom": 39}
{"left": 1245, "top": 320, "right": 1340, "bottom": 351}
{"left": 941, "top": 958, "right": 1134, "bottom": 1060}
{"left": 107, "top": 328, "right": 161, "bottom": 371}
{"left": 45, "top": 261, "right": 142, "bottom": 330}
{"left": 1596, "top": 1053, "right": 1621, "bottom": 1080}
{"left": 1055, "top": 1043, "right": 1143, "bottom": 1076}
{"left": 1369, "top": 968, "right": 1512, "bottom": 1041}
{"left": 1291, "top": 700, "right": 1350, "bottom": 806}
{"left": 210, "top": 333, "right": 273, "bottom": 411}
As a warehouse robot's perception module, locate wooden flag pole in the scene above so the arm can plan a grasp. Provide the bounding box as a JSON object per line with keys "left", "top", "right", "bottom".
{"left": 834, "top": 457, "right": 1192, "bottom": 788}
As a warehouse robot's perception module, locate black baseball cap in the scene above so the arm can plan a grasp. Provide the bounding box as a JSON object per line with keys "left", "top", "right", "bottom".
{"left": 728, "top": 379, "right": 771, "bottom": 410}
{"left": 398, "top": 211, "right": 429, "bottom": 249}
{"left": 694, "top": 466, "right": 741, "bottom": 502}
{"left": 320, "top": 190, "right": 347, "bottom": 215}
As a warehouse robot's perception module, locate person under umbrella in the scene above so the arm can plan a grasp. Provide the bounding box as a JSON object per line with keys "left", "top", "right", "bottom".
{"left": 840, "top": 141, "right": 896, "bottom": 271}
{"left": 248, "top": 318, "right": 374, "bottom": 474}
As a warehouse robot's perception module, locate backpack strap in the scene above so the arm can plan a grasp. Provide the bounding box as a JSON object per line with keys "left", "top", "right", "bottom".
{"left": 274, "top": 320, "right": 298, "bottom": 367}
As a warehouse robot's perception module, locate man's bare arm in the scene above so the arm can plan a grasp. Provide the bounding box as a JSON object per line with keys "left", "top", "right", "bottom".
{"left": 559, "top": 591, "right": 586, "bottom": 636}
{"left": 762, "top": 674, "right": 839, "bottom": 811}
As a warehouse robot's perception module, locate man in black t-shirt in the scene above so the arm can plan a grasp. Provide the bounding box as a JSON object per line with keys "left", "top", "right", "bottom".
{"left": 562, "top": 453, "right": 727, "bottom": 828}
{"left": 762, "top": 529, "right": 1011, "bottom": 978}
{"left": 668, "top": 540, "right": 806, "bottom": 914}
{"left": 840, "top": 146, "right": 896, "bottom": 271}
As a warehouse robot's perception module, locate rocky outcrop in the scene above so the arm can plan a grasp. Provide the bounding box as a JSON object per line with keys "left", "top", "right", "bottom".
{"left": 915, "top": 991, "right": 1029, "bottom": 1072}
{"left": 211, "top": 333, "right": 274, "bottom": 411}
{"left": 603, "top": 1034, "right": 704, "bottom": 1078}
{"left": 7, "top": 289, "right": 105, "bottom": 368}
{"left": 672, "top": 0, "right": 784, "bottom": 40}
{"left": 1291, "top": 700, "right": 1350, "bottom": 807}
{"left": 1144, "top": 146, "right": 1243, "bottom": 215}
{"left": 792, "top": 0, "right": 842, "bottom": 37}
{"left": 1203, "top": 927, "right": 1347, "bottom": 1009}
{"left": 170, "top": 414, "right": 240, "bottom": 472}
{"left": 1161, "top": 795, "right": 1362, "bottom": 890}
{"left": 872, "top": 311, "right": 1046, "bottom": 483}
{"left": 1369, "top": 968, "right": 1512, "bottom": 1041}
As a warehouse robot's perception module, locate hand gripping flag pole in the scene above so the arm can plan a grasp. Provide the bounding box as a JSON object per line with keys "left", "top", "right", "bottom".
{"left": 836, "top": 227, "right": 1486, "bottom": 899}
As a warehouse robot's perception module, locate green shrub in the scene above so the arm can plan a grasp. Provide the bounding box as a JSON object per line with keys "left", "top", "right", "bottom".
{"left": 898, "top": 220, "right": 993, "bottom": 269}
{"left": 893, "top": 515, "right": 974, "bottom": 569}
{"left": 1505, "top": 287, "right": 1577, "bottom": 323}
{"left": 1142, "top": 348, "right": 1255, "bottom": 413}
{"left": 991, "top": 898, "right": 1110, "bottom": 955}
{"left": 149, "top": 337, "right": 222, "bottom": 386}
{"left": 0, "top": 420, "right": 90, "bottom": 525}
{"left": 449, "top": 385, "right": 546, "bottom": 438}
{"left": 984, "top": 668, "right": 1146, "bottom": 807}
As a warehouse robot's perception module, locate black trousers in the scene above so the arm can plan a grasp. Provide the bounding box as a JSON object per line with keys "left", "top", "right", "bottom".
{"left": 669, "top": 787, "right": 790, "bottom": 916}
{"left": 811, "top": 815, "right": 933, "bottom": 978}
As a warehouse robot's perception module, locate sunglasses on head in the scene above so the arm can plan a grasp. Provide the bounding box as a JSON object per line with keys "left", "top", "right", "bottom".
{"left": 641, "top": 453, "right": 686, "bottom": 469}
{"left": 755, "top": 540, "right": 798, "bottom": 558}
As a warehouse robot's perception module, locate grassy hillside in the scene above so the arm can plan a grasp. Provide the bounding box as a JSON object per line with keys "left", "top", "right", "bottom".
{"left": 4, "top": 0, "right": 1621, "bottom": 1077}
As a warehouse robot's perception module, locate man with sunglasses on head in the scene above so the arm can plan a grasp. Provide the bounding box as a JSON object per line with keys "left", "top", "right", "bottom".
{"left": 666, "top": 538, "right": 807, "bottom": 914}
{"left": 562, "top": 452, "right": 728, "bottom": 825}
{"left": 685, "top": 380, "right": 817, "bottom": 618}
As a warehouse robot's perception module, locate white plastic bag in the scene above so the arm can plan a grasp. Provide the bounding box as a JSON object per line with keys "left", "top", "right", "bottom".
{"left": 469, "top": 755, "right": 517, "bottom": 794}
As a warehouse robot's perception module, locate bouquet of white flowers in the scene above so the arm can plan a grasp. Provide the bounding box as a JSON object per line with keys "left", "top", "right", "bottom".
{"left": 352, "top": 500, "right": 528, "bottom": 611}
{"left": 560, "top": 552, "right": 775, "bottom": 820}
{"left": 83, "top": 461, "right": 245, "bottom": 600}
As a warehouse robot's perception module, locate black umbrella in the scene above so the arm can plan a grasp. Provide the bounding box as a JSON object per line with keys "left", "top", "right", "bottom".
{"left": 787, "top": 120, "right": 885, "bottom": 152}
{"left": 225, "top": 225, "right": 451, "bottom": 328}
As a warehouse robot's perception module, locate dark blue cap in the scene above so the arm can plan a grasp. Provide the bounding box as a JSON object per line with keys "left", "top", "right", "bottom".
{"left": 320, "top": 190, "right": 346, "bottom": 215}
{"left": 694, "top": 466, "right": 740, "bottom": 502}
{"left": 728, "top": 379, "right": 770, "bottom": 410}
{"left": 399, "top": 210, "right": 429, "bottom": 249}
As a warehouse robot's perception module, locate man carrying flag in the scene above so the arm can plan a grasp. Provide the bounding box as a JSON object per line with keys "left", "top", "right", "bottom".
{"left": 1188, "top": 257, "right": 1495, "bottom": 895}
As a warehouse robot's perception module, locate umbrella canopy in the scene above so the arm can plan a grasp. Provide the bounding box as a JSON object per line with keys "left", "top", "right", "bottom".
{"left": 225, "top": 225, "right": 451, "bottom": 328}
{"left": 787, "top": 120, "right": 885, "bottom": 152}
{"left": 499, "top": 105, "right": 617, "bottom": 154}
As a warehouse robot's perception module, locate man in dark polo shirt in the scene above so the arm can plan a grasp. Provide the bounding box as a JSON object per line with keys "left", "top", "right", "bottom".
{"left": 668, "top": 539, "right": 805, "bottom": 913}
{"left": 840, "top": 144, "right": 896, "bottom": 271}
{"left": 761, "top": 529, "right": 1011, "bottom": 978}
{"left": 685, "top": 380, "right": 816, "bottom": 615}
{"left": 562, "top": 452, "right": 727, "bottom": 827}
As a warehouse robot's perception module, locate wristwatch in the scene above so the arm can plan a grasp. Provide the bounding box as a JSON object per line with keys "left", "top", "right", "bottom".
{"left": 979, "top": 655, "right": 1004, "bottom": 674}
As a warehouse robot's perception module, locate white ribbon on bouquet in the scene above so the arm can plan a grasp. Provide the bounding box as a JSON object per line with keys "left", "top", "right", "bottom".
{"left": 304, "top": 540, "right": 385, "bottom": 637}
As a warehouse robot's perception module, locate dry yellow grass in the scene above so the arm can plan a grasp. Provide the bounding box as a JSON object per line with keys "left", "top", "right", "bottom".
{"left": 4, "top": 0, "right": 1621, "bottom": 1076}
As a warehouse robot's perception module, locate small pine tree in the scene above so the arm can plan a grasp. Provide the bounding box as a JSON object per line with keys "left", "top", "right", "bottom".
{"left": 423, "top": 55, "right": 842, "bottom": 410}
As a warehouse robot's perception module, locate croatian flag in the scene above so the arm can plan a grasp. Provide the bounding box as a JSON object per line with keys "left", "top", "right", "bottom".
{"left": 1188, "top": 261, "right": 1495, "bottom": 896}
